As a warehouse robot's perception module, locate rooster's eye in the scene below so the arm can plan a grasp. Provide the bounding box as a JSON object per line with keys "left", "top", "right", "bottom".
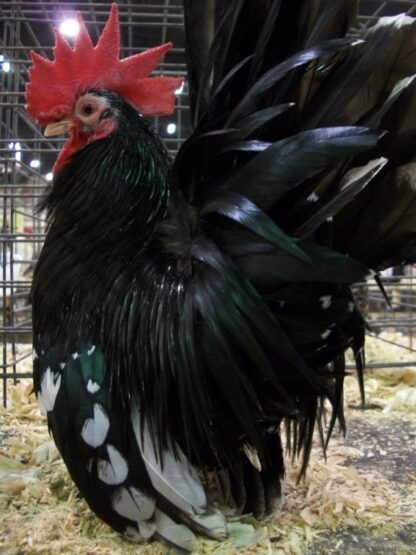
{"left": 82, "top": 104, "right": 95, "bottom": 115}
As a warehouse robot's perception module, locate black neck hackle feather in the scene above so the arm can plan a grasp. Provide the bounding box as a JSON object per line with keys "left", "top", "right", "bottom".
{"left": 33, "top": 90, "right": 170, "bottom": 325}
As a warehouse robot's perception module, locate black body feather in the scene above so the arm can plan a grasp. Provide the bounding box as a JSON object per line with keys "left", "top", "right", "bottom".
{"left": 32, "top": 1, "right": 416, "bottom": 550}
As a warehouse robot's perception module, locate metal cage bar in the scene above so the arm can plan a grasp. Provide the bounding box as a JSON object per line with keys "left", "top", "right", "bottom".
{"left": 0, "top": 0, "right": 188, "bottom": 406}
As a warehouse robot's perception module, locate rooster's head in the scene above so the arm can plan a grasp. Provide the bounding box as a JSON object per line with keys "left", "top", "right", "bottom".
{"left": 25, "top": 3, "right": 183, "bottom": 175}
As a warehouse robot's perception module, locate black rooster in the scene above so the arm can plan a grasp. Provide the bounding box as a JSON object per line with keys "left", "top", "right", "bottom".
{"left": 26, "top": 1, "right": 416, "bottom": 551}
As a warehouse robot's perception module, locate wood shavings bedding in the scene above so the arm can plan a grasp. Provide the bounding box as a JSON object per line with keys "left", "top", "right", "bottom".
{"left": 1, "top": 345, "right": 415, "bottom": 554}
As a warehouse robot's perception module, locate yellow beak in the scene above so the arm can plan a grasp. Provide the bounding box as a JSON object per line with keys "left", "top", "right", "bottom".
{"left": 44, "top": 119, "right": 75, "bottom": 137}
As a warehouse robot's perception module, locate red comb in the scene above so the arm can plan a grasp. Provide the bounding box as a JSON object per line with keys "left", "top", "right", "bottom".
{"left": 25, "top": 4, "right": 184, "bottom": 124}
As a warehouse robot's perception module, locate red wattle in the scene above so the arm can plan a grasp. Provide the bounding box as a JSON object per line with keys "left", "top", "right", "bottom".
{"left": 52, "top": 120, "right": 116, "bottom": 176}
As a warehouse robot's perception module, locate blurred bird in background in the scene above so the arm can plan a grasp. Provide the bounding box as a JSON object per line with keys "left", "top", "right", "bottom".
{"left": 25, "top": 1, "right": 416, "bottom": 551}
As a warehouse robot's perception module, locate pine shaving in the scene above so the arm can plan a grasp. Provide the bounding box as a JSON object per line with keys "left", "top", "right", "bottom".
{"left": 1, "top": 340, "right": 415, "bottom": 554}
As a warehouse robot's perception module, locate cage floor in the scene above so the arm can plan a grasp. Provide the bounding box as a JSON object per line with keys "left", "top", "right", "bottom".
{"left": 0, "top": 339, "right": 415, "bottom": 555}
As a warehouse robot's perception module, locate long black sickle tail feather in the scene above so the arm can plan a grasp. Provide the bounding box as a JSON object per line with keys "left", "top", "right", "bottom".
{"left": 174, "top": 0, "right": 416, "bottom": 479}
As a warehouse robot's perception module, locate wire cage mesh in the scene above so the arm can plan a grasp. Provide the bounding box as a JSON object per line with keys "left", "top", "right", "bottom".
{"left": 1, "top": 0, "right": 416, "bottom": 406}
{"left": 0, "top": 0, "right": 189, "bottom": 405}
